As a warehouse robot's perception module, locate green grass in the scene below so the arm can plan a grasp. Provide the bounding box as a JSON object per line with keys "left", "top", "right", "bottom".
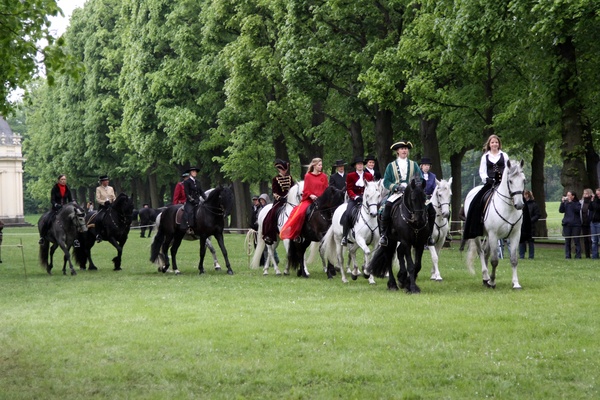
{"left": 0, "top": 219, "right": 598, "bottom": 399}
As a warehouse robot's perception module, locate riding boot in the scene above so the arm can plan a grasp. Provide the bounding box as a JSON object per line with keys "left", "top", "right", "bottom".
{"left": 341, "top": 212, "right": 349, "bottom": 246}
{"left": 378, "top": 203, "right": 391, "bottom": 246}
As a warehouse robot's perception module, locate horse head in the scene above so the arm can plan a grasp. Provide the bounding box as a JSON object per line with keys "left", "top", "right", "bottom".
{"left": 503, "top": 160, "right": 525, "bottom": 210}
{"left": 403, "top": 179, "right": 428, "bottom": 225}
{"left": 62, "top": 202, "right": 88, "bottom": 233}
{"left": 288, "top": 181, "right": 304, "bottom": 206}
{"left": 112, "top": 193, "right": 135, "bottom": 225}
{"left": 205, "top": 185, "right": 234, "bottom": 218}
{"left": 433, "top": 178, "right": 452, "bottom": 219}
{"left": 363, "top": 181, "right": 382, "bottom": 217}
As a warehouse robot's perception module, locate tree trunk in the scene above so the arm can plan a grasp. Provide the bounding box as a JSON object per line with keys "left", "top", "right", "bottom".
{"left": 374, "top": 108, "right": 394, "bottom": 173}
{"left": 349, "top": 120, "right": 364, "bottom": 159}
{"left": 531, "top": 139, "right": 548, "bottom": 238}
{"left": 450, "top": 148, "right": 468, "bottom": 237}
{"left": 419, "top": 116, "right": 442, "bottom": 178}
{"left": 136, "top": 177, "right": 148, "bottom": 208}
{"left": 582, "top": 119, "right": 599, "bottom": 189}
{"left": 231, "top": 180, "right": 250, "bottom": 230}
{"left": 557, "top": 36, "right": 587, "bottom": 195}
{"left": 148, "top": 173, "right": 160, "bottom": 209}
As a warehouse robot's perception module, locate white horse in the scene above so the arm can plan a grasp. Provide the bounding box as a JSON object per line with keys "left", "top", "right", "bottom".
{"left": 251, "top": 181, "right": 304, "bottom": 275}
{"left": 428, "top": 178, "right": 452, "bottom": 281}
{"left": 464, "top": 160, "right": 525, "bottom": 289}
{"left": 320, "top": 181, "right": 382, "bottom": 284}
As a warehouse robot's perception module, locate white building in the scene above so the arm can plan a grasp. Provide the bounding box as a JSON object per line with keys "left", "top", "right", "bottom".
{"left": 0, "top": 117, "right": 25, "bottom": 225}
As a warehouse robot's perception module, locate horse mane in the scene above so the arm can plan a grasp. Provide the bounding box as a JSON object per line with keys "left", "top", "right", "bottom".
{"left": 112, "top": 193, "right": 134, "bottom": 216}
{"left": 204, "top": 185, "right": 234, "bottom": 216}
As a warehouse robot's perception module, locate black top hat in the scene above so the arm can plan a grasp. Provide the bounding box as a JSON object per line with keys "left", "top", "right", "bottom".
{"left": 332, "top": 159, "right": 347, "bottom": 167}
{"left": 390, "top": 140, "right": 413, "bottom": 151}
{"left": 181, "top": 172, "right": 190, "bottom": 178}
{"left": 185, "top": 167, "right": 200, "bottom": 173}
{"left": 274, "top": 159, "right": 289, "bottom": 170}
{"left": 350, "top": 156, "right": 365, "bottom": 166}
{"left": 420, "top": 157, "right": 432, "bottom": 165}
{"left": 99, "top": 175, "right": 109, "bottom": 181}
{"left": 364, "top": 154, "right": 377, "bottom": 162}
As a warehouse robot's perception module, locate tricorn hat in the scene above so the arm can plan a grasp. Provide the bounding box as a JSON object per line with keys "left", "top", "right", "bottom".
{"left": 420, "top": 157, "right": 432, "bottom": 165}
{"left": 390, "top": 140, "right": 413, "bottom": 151}
{"left": 350, "top": 156, "right": 365, "bottom": 166}
{"left": 364, "top": 154, "right": 377, "bottom": 162}
{"left": 185, "top": 167, "right": 200, "bottom": 173}
{"left": 332, "top": 159, "right": 347, "bottom": 167}
{"left": 274, "top": 159, "right": 289, "bottom": 170}
{"left": 98, "top": 175, "right": 109, "bottom": 181}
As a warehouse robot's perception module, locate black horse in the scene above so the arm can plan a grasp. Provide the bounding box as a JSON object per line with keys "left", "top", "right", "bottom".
{"left": 287, "top": 186, "right": 345, "bottom": 278}
{"left": 150, "top": 185, "right": 234, "bottom": 275}
{"left": 138, "top": 206, "right": 164, "bottom": 238}
{"left": 74, "top": 193, "right": 134, "bottom": 271}
{"left": 37, "top": 202, "right": 88, "bottom": 275}
{"left": 367, "top": 179, "right": 429, "bottom": 293}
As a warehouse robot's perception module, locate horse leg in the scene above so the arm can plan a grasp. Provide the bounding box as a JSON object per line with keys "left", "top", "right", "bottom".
{"left": 270, "top": 241, "right": 282, "bottom": 275}
{"left": 336, "top": 240, "right": 347, "bottom": 283}
{"left": 213, "top": 233, "right": 233, "bottom": 275}
{"left": 160, "top": 233, "right": 174, "bottom": 273}
{"left": 48, "top": 243, "right": 59, "bottom": 274}
{"left": 169, "top": 235, "right": 184, "bottom": 274}
{"left": 410, "top": 246, "right": 424, "bottom": 294}
{"left": 60, "top": 242, "right": 77, "bottom": 276}
{"left": 507, "top": 237, "right": 522, "bottom": 289}
{"left": 106, "top": 237, "right": 123, "bottom": 271}
{"left": 206, "top": 239, "right": 222, "bottom": 270}
{"left": 483, "top": 237, "right": 497, "bottom": 288}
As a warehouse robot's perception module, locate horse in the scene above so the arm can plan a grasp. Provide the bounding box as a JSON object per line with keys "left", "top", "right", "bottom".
{"left": 74, "top": 193, "right": 134, "bottom": 271}
{"left": 320, "top": 180, "right": 382, "bottom": 283}
{"left": 37, "top": 202, "right": 88, "bottom": 275}
{"left": 138, "top": 206, "right": 164, "bottom": 238}
{"left": 366, "top": 179, "right": 429, "bottom": 293}
{"left": 463, "top": 159, "right": 525, "bottom": 289}
{"left": 251, "top": 181, "right": 304, "bottom": 275}
{"left": 287, "top": 186, "right": 346, "bottom": 278}
{"left": 428, "top": 178, "right": 453, "bottom": 281}
{"left": 150, "top": 185, "right": 234, "bottom": 275}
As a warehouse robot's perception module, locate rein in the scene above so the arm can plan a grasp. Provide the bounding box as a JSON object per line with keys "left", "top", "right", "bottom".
{"left": 399, "top": 193, "right": 428, "bottom": 234}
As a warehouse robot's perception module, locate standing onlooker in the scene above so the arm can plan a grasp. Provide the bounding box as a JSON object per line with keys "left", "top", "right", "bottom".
{"left": 580, "top": 188, "right": 593, "bottom": 259}
{"left": 559, "top": 191, "right": 582, "bottom": 259}
{"left": 589, "top": 188, "right": 600, "bottom": 259}
{"left": 329, "top": 160, "right": 347, "bottom": 191}
{"left": 86, "top": 201, "right": 94, "bottom": 212}
{"left": 519, "top": 190, "right": 541, "bottom": 259}
{"left": 250, "top": 195, "right": 260, "bottom": 231}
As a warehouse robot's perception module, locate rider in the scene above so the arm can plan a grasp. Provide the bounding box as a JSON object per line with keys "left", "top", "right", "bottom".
{"left": 329, "top": 159, "right": 347, "bottom": 191}
{"left": 172, "top": 172, "right": 189, "bottom": 205}
{"left": 280, "top": 158, "right": 328, "bottom": 242}
{"left": 262, "top": 159, "right": 294, "bottom": 245}
{"left": 182, "top": 166, "right": 207, "bottom": 235}
{"left": 94, "top": 175, "right": 116, "bottom": 243}
{"left": 420, "top": 157, "right": 437, "bottom": 199}
{"left": 364, "top": 154, "right": 382, "bottom": 181}
{"left": 460, "top": 134, "right": 509, "bottom": 250}
{"left": 379, "top": 140, "right": 423, "bottom": 246}
{"left": 39, "top": 174, "right": 73, "bottom": 245}
{"left": 341, "top": 156, "right": 373, "bottom": 246}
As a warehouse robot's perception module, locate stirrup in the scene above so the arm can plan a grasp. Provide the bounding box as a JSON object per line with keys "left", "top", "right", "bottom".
{"left": 186, "top": 227, "right": 195, "bottom": 235}
{"left": 96, "top": 235, "right": 103, "bottom": 243}
{"left": 379, "top": 236, "right": 388, "bottom": 246}
{"left": 341, "top": 237, "right": 348, "bottom": 246}
{"left": 38, "top": 238, "right": 45, "bottom": 245}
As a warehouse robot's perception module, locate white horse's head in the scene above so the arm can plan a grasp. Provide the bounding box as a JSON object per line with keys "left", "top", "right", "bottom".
{"left": 363, "top": 181, "right": 382, "bottom": 217}
{"left": 503, "top": 160, "right": 526, "bottom": 210}
{"left": 288, "top": 181, "right": 304, "bottom": 206}
{"left": 433, "top": 178, "right": 452, "bottom": 219}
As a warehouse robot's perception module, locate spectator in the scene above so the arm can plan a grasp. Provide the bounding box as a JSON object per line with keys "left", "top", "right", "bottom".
{"left": 559, "top": 191, "right": 582, "bottom": 259}
{"left": 519, "top": 190, "right": 541, "bottom": 259}
{"left": 580, "top": 188, "right": 593, "bottom": 259}
{"left": 250, "top": 195, "right": 260, "bottom": 231}
{"left": 589, "top": 188, "right": 600, "bottom": 259}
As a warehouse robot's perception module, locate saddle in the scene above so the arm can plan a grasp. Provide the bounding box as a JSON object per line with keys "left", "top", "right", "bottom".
{"left": 175, "top": 205, "right": 185, "bottom": 225}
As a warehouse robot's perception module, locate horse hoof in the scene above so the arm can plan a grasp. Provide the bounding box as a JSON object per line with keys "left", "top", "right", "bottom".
{"left": 199, "top": 270, "right": 205, "bottom": 275}
{"left": 80, "top": 267, "right": 87, "bottom": 271}
{"left": 113, "top": 267, "right": 122, "bottom": 271}
{"left": 71, "top": 270, "right": 77, "bottom": 276}
{"left": 89, "top": 266, "right": 98, "bottom": 271}
{"left": 513, "top": 285, "right": 522, "bottom": 290}
{"left": 388, "top": 286, "right": 399, "bottom": 291}
{"left": 263, "top": 270, "right": 268, "bottom": 275}
{"left": 215, "top": 265, "right": 222, "bottom": 271}
{"left": 175, "top": 270, "right": 181, "bottom": 275}
{"left": 227, "top": 270, "right": 234, "bottom": 275}
{"left": 351, "top": 274, "right": 358, "bottom": 281}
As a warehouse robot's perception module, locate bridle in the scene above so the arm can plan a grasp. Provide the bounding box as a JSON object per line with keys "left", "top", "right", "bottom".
{"left": 487, "top": 167, "right": 524, "bottom": 237}
{"left": 399, "top": 187, "right": 428, "bottom": 234}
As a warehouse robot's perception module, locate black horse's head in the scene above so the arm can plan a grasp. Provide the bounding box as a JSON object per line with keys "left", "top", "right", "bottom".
{"left": 403, "top": 179, "right": 428, "bottom": 225}
{"left": 205, "top": 185, "right": 234, "bottom": 218}
{"left": 314, "top": 186, "right": 345, "bottom": 216}
{"left": 113, "top": 193, "right": 135, "bottom": 222}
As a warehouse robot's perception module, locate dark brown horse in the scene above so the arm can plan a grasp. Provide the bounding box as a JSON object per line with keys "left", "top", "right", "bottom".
{"left": 74, "top": 193, "right": 134, "bottom": 271}
{"left": 286, "top": 186, "right": 345, "bottom": 278}
{"left": 150, "top": 185, "right": 234, "bottom": 275}
{"left": 366, "top": 179, "right": 429, "bottom": 293}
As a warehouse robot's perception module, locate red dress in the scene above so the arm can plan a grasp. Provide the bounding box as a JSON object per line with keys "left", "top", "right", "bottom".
{"left": 279, "top": 172, "right": 328, "bottom": 240}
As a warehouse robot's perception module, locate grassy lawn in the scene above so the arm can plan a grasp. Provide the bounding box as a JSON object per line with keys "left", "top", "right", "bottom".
{"left": 0, "top": 215, "right": 598, "bottom": 399}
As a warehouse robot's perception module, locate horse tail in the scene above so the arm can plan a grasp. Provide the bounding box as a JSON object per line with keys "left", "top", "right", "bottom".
{"left": 320, "top": 226, "right": 337, "bottom": 265}
{"left": 465, "top": 239, "right": 476, "bottom": 275}
{"left": 150, "top": 226, "right": 165, "bottom": 263}
{"left": 39, "top": 242, "right": 49, "bottom": 269}
{"left": 306, "top": 241, "right": 319, "bottom": 265}
{"left": 367, "top": 243, "right": 396, "bottom": 278}
{"left": 73, "top": 236, "right": 87, "bottom": 267}
{"left": 287, "top": 241, "right": 303, "bottom": 270}
{"left": 250, "top": 229, "right": 264, "bottom": 269}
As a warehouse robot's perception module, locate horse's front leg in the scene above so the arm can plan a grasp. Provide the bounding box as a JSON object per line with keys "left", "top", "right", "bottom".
{"left": 60, "top": 242, "right": 77, "bottom": 276}
{"left": 48, "top": 243, "right": 59, "bottom": 274}
{"left": 402, "top": 246, "right": 420, "bottom": 294}
{"left": 107, "top": 237, "right": 123, "bottom": 271}
{"left": 336, "top": 240, "right": 347, "bottom": 283}
{"left": 206, "top": 239, "right": 222, "bottom": 270}
{"left": 169, "top": 235, "right": 183, "bottom": 274}
{"left": 508, "top": 236, "right": 522, "bottom": 289}
{"left": 213, "top": 233, "right": 233, "bottom": 275}
{"left": 484, "top": 236, "right": 498, "bottom": 289}
{"left": 396, "top": 245, "right": 410, "bottom": 290}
